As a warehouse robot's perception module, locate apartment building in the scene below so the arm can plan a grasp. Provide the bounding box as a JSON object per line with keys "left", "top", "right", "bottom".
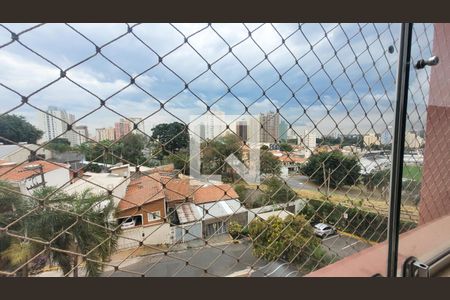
{"left": 95, "top": 127, "right": 116, "bottom": 141}
{"left": 38, "top": 106, "right": 78, "bottom": 146}
{"left": 260, "top": 112, "right": 280, "bottom": 143}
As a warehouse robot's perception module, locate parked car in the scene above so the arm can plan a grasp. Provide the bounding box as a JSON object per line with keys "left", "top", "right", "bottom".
{"left": 313, "top": 223, "right": 336, "bottom": 238}
{"left": 120, "top": 217, "right": 136, "bottom": 229}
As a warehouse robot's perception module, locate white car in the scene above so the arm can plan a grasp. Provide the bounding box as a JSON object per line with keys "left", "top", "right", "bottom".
{"left": 120, "top": 218, "right": 136, "bottom": 229}
{"left": 313, "top": 223, "right": 336, "bottom": 238}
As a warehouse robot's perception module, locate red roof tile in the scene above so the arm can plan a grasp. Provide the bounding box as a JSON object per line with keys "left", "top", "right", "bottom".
{"left": 192, "top": 184, "right": 238, "bottom": 204}
{"left": 118, "top": 173, "right": 165, "bottom": 212}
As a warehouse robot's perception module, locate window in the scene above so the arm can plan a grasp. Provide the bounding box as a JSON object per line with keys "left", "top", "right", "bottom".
{"left": 147, "top": 211, "right": 161, "bottom": 222}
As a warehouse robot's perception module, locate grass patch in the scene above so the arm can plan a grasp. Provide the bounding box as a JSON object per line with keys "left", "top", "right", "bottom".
{"left": 403, "top": 165, "right": 423, "bottom": 181}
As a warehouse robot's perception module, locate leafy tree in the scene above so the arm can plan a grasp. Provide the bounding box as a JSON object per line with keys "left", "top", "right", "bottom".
{"left": 248, "top": 215, "right": 329, "bottom": 269}
{"left": 260, "top": 151, "right": 281, "bottom": 175}
{"left": 279, "top": 143, "right": 293, "bottom": 152}
{"left": 366, "top": 169, "right": 390, "bottom": 192}
{"left": 316, "top": 136, "right": 341, "bottom": 146}
{"left": 259, "top": 176, "right": 297, "bottom": 205}
{"left": 151, "top": 122, "right": 189, "bottom": 154}
{"left": 301, "top": 151, "right": 361, "bottom": 188}
{"left": 201, "top": 134, "right": 243, "bottom": 181}
{"left": 115, "top": 133, "right": 146, "bottom": 165}
{"left": 163, "top": 148, "right": 189, "bottom": 174}
{"left": 0, "top": 114, "right": 43, "bottom": 144}
{"left": 45, "top": 138, "right": 72, "bottom": 153}
{"left": 82, "top": 163, "right": 102, "bottom": 173}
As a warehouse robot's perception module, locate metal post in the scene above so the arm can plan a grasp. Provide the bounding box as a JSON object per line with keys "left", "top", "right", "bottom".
{"left": 386, "top": 23, "right": 413, "bottom": 277}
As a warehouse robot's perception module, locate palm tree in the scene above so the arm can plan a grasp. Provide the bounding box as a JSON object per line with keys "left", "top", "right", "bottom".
{"left": 1, "top": 183, "right": 120, "bottom": 277}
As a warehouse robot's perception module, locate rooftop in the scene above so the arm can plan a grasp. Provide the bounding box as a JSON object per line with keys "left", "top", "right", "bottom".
{"left": 118, "top": 173, "right": 165, "bottom": 212}
{"left": 0, "top": 160, "right": 68, "bottom": 182}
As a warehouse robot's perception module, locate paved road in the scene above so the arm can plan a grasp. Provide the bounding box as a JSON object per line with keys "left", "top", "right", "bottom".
{"left": 104, "top": 241, "right": 298, "bottom": 277}
{"left": 104, "top": 234, "right": 371, "bottom": 277}
{"left": 321, "top": 233, "right": 372, "bottom": 259}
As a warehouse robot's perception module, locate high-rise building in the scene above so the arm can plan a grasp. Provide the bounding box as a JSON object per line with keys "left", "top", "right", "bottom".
{"left": 128, "top": 117, "right": 145, "bottom": 133}
{"left": 38, "top": 106, "right": 78, "bottom": 146}
{"left": 236, "top": 120, "right": 248, "bottom": 142}
{"left": 299, "top": 128, "right": 317, "bottom": 158}
{"left": 363, "top": 132, "right": 381, "bottom": 147}
{"left": 96, "top": 127, "right": 116, "bottom": 142}
{"left": 259, "top": 112, "right": 280, "bottom": 143}
{"left": 199, "top": 110, "right": 226, "bottom": 141}
{"left": 114, "top": 118, "right": 131, "bottom": 140}
{"left": 279, "top": 120, "right": 288, "bottom": 142}
{"left": 73, "top": 125, "right": 89, "bottom": 146}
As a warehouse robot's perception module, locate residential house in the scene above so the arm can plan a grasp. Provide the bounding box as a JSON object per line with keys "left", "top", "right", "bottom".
{"left": 0, "top": 160, "right": 70, "bottom": 196}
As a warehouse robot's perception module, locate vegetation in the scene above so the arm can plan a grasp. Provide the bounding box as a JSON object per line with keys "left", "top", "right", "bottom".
{"left": 260, "top": 151, "right": 281, "bottom": 175}
{"left": 248, "top": 215, "right": 331, "bottom": 270}
{"left": 151, "top": 122, "right": 189, "bottom": 154}
{"left": 45, "top": 138, "right": 72, "bottom": 153}
{"left": 279, "top": 143, "right": 293, "bottom": 152}
{"left": 301, "top": 151, "right": 361, "bottom": 188}
{"left": 403, "top": 165, "right": 422, "bottom": 182}
{"left": 82, "top": 163, "right": 103, "bottom": 173}
{"left": 77, "top": 133, "right": 147, "bottom": 166}
{"left": 0, "top": 114, "right": 43, "bottom": 144}
{"left": 256, "top": 177, "right": 297, "bottom": 206}
{"left": 0, "top": 182, "right": 119, "bottom": 277}
{"left": 201, "top": 134, "right": 243, "bottom": 182}
{"left": 302, "top": 198, "right": 417, "bottom": 242}
{"left": 163, "top": 149, "right": 190, "bottom": 174}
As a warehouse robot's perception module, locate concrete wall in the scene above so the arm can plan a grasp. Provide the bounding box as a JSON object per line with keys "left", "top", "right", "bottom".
{"left": 173, "top": 221, "right": 203, "bottom": 243}
{"left": 117, "top": 223, "right": 171, "bottom": 250}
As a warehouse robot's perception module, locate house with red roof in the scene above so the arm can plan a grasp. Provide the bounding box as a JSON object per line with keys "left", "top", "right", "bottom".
{"left": 0, "top": 160, "right": 71, "bottom": 196}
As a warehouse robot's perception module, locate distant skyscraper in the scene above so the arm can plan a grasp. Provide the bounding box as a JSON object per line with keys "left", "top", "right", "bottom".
{"left": 38, "top": 106, "right": 78, "bottom": 146}
{"left": 259, "top": 112, "right": 280, "bottom": 143}
{"left": 96, "top": 127, "right": 115, "bottom": 141}
{"left": 114, "top": 118, "right": 131, "bottom": 140}
{"left": 236, "top": 120, "right": 248, "bottom": 142}
{"left": 73, "top": 125, "right": 89, "bottom": 146}
{"left": 200, "top": 110, "right": 226, "bottom": 140}
{"left": 279, "top": 120, "right": 288, "bottom": 142}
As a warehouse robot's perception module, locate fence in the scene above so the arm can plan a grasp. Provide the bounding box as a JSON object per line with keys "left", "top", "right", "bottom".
{"left": 0, "top": 22, "right": 446, "bottom": 277}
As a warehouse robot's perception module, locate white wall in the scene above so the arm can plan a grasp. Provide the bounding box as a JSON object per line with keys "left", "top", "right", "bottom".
{"left": 117, "top": 223, "right": 171, "bottom": 250}
{"left": 21, "top": 167, "right": 71, "bottom": 196}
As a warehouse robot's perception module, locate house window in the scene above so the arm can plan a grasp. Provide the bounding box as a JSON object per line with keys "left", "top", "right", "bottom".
{"left": 147, "top": 211, "right": 161, "bottom": 222}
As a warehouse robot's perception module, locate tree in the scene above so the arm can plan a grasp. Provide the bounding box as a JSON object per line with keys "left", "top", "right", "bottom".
{"left": 260, "top": 151, "right": 281, "bottom": 175}
{"left": 0, "top": 184, "right": 119, "bottom": 277}
{"left": 248, "top": 215, "right": 329, "bottom": 269}
{"left": 258, "top": 176, "right": 297, "bottom": 205}
{"left": 279, "top": 143, "right": 293, "bottom": 152}
{"left": 82, "top": 163, "right": 102, "bottom": 173}
{"left": 151, "top": 122, "right": 189, "bottom": 154}
{"left": 301, "top": 151, "right": 361, "bottom": 188}
{"left": 45, "top": 138, "right": 72, "bottom": 153}
{"left": 163, "top": 148, "right": 189, "bottom": 174}
{"left": 201, "top": 134, "right": 243, "bottom": 181}
{"left": 115, "top": 133, "right": 146, "bottom": 165}
{"left": 0, "top": 115, "right": 43, "bottom": 144}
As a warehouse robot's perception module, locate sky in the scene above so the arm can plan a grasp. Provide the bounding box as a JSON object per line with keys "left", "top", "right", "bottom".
{"left": 0, "top": 23, "right": 434, "bottom": 139}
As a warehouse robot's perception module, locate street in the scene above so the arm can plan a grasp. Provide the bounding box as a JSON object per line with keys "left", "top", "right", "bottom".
{"left": 321, "top": 233, "right": 372, "bottom": 258}
{"left": 104, "top": 241, "right": 299, "bottom": 277}
{"left": 103, "top": 234, "right": 372, "bottom": 277}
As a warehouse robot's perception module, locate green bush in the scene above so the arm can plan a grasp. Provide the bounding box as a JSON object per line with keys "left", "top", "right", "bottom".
{"left": 301, "top": 199, "right": 417, "bottom": 242}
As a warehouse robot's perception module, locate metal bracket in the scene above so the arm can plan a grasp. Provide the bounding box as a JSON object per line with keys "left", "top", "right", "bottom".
{"left": 415, "top": 56, "right": 439, "bottom": 69}
{"left": 403, "top": 256, "right": 430, "bottom": 277}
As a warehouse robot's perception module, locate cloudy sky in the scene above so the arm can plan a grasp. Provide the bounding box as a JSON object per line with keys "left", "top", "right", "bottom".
{"left": 0, "top": 23, "right": 433, "bottom": 138}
